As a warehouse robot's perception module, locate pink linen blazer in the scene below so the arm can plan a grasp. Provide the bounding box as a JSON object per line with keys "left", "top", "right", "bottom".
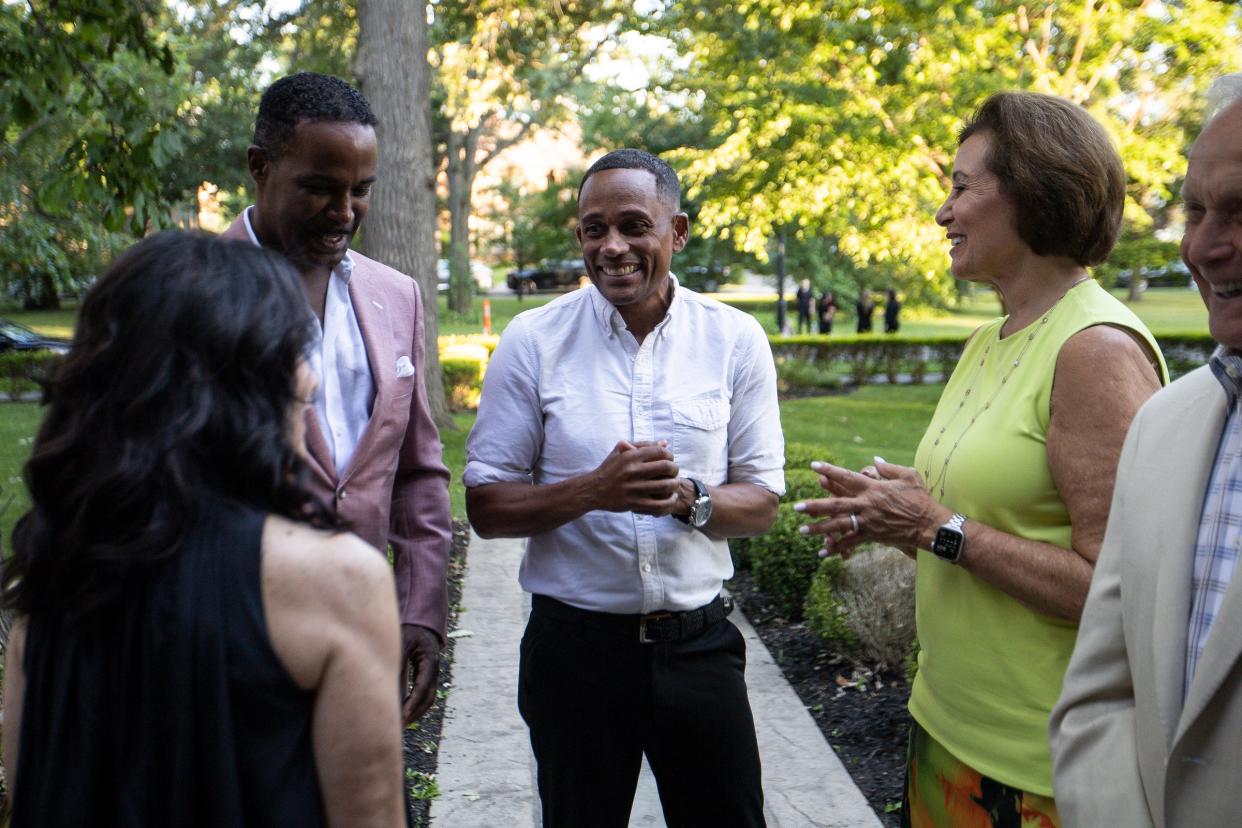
{"left": 222, "top": 216, "right": 452, "bottom": 639}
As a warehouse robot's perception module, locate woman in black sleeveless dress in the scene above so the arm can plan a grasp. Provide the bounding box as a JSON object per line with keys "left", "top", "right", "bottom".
{"left": 2, "top": 233, "right": 406, "bottom": 826}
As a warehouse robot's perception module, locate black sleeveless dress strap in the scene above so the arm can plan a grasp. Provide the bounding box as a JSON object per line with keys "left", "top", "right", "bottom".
{"left": 14, "top": 499, "right": 326, "bottom": 827}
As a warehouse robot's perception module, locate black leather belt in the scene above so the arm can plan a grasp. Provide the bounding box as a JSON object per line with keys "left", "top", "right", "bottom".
{"left": 532, "top": 594, "right": 734, "bottom": 644}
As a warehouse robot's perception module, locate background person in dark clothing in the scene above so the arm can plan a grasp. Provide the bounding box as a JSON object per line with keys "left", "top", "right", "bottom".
{"left": 2, "top": 233, "right": 406, "bottom": 827}
{"left": 856, "top": 290, "right": 876, "bottom": 333}
{"left": 817, "top": 290, "right": 838, "bottom": 334}
{"left": 884, "top": 288, "right": 901, "bottom": 333}
{"left": 795, "top": 277, "right": 815, "bottom": 333}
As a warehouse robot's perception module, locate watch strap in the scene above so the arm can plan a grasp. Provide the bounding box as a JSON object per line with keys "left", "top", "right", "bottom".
{"left": 932, "top": 513, "right": 968, "bottom": 563}
{"left": 675, "top": 478, "right": 709, "bottom": 525}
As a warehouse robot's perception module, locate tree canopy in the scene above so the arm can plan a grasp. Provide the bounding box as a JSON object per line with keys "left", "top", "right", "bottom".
{"left": 645, "top": 0, "right": 1241, "bottom": 303}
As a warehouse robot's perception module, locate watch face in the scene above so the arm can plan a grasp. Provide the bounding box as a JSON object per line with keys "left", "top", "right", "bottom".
{"left": 692, "top": 495, "right": 712, "bottom": 528}
{"left": 933, "top": 527, "right": 963, "bottom": 562}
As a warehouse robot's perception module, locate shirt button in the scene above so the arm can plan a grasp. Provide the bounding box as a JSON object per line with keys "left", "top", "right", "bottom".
{"left": 339, "top": 489, "right": 348, "bottom": 500}
{"left": 642, "top": 562, "right": 652, "bottom": 573}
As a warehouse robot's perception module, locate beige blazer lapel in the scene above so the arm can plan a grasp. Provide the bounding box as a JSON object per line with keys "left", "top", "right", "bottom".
{"left": 341, "top": 267, "right": 392, "bottom": 483}
{"left": 1161, "top": 370, "right": 1231, "bottom": 746}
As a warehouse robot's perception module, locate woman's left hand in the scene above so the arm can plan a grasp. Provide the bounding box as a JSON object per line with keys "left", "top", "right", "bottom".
{"left": 795, "top": 458, "right": 951, "bottom": 559}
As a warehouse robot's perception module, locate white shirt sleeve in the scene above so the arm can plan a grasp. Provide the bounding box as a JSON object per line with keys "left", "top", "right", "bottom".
{"left": 463, "top": 316, "right": 544, "bottom": 487}
{"left": 725, "top": 317, "right": 786, "bottom": 495}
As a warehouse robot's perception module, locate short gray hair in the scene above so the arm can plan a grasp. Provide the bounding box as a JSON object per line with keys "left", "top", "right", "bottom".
{"left": 1205, "top": 73, "right": 1242, "bottom": 126}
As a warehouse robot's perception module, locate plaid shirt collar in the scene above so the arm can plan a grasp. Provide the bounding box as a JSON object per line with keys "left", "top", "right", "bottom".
{"left": 1209, "top": 346, "right": 1242, "bottom": 407}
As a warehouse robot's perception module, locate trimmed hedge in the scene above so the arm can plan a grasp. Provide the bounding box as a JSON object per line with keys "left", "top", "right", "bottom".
{"left": 0, "top": 350, "right": 63, "bottom": 399}
{"left": 769, "top": 330, "right": 1215, "bottom": 389}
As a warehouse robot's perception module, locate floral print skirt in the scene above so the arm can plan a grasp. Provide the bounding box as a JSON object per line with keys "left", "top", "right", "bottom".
{"left": 901, "top": 720, "right": 1061, "bottom": 828}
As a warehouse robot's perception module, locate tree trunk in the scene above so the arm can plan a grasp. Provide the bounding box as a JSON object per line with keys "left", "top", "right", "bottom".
{"left": 445, "top": 127, "right": 479, "bottom": 314}
{"left": 1128, "top": 276, "right": 1143, "bottom": 303}
{"left": 355, "top": 0, "right": 453, "bottom": 429}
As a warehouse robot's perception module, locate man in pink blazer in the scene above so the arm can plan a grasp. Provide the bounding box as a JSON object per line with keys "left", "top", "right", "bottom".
{"left": 223, "top": 72, "right": 451, "bottom": 723}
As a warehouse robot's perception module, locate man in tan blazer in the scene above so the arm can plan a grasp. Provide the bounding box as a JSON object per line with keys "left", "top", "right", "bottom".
{"left": 222, "top": 73, "right": 451, "bottom": 724}
{"left": 1050, "top": 76, "right": 1242, "bottom": 826}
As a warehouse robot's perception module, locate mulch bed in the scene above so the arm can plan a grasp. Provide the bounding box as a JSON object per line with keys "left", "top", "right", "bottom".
{"left": 727, "top": 568, "right": 911, "bottom": 827}
{"left": 404, "top": 518, "right": 469, "bottom": 827}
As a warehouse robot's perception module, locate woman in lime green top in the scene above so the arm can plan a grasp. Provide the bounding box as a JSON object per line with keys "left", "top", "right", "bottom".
{"left": 798, "top": 92, "right": 1168, "bottom": 827}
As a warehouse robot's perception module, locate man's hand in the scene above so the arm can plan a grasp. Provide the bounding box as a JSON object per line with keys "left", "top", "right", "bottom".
{"left": 401, "top": 623, "right": 443, "bottom": 724}
{"left": 592, "top": 440, "right": 681, "bottom": 516}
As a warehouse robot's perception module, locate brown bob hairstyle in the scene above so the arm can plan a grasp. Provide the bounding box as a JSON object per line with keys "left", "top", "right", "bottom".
{"left": 959, "top": 92, "right": 1125, "bottom": 267}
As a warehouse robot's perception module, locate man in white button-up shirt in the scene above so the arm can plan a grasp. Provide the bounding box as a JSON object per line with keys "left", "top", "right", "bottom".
{"left": 465, "top": 150, "right": 784, "bottom": 827}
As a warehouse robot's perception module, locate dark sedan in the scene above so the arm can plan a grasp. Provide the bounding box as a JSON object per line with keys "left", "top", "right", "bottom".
{"left": 0, "top": 319, "right": 70, "bottom": 354}
{"left": 506, "top": 259, "right": 586, "bottom": 293}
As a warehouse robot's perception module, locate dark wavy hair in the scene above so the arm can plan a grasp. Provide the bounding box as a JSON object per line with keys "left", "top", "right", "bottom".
{"left": 4, "top": 232, "right": 342, "bottom": 617}
{"left": 253, "top": 72, "right": 377, "bottom": 161}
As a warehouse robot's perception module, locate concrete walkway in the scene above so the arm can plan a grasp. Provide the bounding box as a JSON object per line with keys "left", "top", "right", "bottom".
{"left": 429, "top": 533, "right": 883, "bottom": 828}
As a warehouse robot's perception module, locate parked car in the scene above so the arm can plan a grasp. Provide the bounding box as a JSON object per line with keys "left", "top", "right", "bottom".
{"left": 1116, "top": 261, "right": 1193, "bottom": 289}
{"left": 437, "top": 259, "right": 494, "bottom": 293}
{"left": 0, "top": 319, "right": 70, "bottom": 354}
{"left": 506, "top": 258, "right": 586, "bottom": 293}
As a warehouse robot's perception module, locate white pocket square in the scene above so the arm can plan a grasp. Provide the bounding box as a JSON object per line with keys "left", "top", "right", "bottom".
{"left": 396, "top": 356, "right": 415, "bottom": 378}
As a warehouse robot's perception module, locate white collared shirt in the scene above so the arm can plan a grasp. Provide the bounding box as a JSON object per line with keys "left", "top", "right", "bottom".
{"left": 243, "top": 207, "right": 374, "bottom": 473}
{"left": 463, "top": 278, "right": 785, "bottom": 614}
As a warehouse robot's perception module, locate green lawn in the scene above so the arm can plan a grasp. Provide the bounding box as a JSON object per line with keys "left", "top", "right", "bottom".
{"left": 0, "top": 388, "right": 945, "bottom": 537}
{"left": 5, "top": 284, "right": 1207, "bottom": 341}
{"left": 0, "top": 402, "right": 41, "bottom": 547}
{"left": 440, "top": 412, "right": 475, "bottom": 517}
{"left": 0, "top": 405, "right": 480, "bottom": 537}
{"left": 781, "top": 384, "right": 943, "bottom": 471}
{"left": 0, "top": 282, "right": 1203, "bottom": 534}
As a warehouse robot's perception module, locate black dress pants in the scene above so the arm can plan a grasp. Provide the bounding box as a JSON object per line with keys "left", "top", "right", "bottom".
{"left": 517, "top": 597, "right": 766, "bottom": 828}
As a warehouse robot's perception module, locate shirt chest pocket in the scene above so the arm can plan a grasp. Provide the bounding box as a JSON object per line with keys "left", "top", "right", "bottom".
{"left": 670, "top": 397, "right": 730, "bottom": 480}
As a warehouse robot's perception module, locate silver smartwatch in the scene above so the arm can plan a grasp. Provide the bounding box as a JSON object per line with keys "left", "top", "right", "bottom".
{"left": 931, "top": 513, "right": 967, "bottom": 563}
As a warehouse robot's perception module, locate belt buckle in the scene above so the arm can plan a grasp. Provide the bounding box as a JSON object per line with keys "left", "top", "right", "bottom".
{"left": 639, "top": 611, "right": 674, "bottom": 644}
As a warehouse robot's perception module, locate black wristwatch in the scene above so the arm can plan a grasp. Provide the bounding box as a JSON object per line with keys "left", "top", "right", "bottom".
{"left": 674, "top": 478, "right": 712, "bottom": 528}
{"left": 931, "top": 513, "right": 967, "bottom": 563}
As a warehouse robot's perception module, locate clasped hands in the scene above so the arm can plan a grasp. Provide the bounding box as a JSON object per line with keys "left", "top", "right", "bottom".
{"left": 793, "top": 457, "right": 949, "bottom": 560}
{"left": 592, "top": 439, "right": 692, "bottom": 518}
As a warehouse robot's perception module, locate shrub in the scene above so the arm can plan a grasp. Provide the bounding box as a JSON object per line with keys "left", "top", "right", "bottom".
{"left": 769, "top": 334, "right": 966, "bottom": 387}
{"left": 775, "top": 357, "right": 842, "bottom": 395}
{"left": 0, "top": 350, "right": 63, "bottom": 399}
{"left": 768, "top": 330, "right": 1215, "bottom": 385}
{"left": 806, "top": 545, "right": 917, "bottom": 670}
{"left": 747, "top": 467, "right": 830, "bottom": 619}
{"left": 439, "top": 333, "right": 500, "bottom": 358}
{"left": 440, "top": 355, "right": 485, "bottom": 411}
{"left": 803, "top": 556, "right": 855, "bottom": 653}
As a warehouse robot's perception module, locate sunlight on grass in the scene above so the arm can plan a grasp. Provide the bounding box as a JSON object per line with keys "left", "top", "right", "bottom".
{"left": 0, "top": 402, "right": 42, "bottom": 547}
{"left": 781, "top": 385, "right": 944, "bottom": 472}
{"left": 440, "top": 412, "right": 475, "bottom": 518}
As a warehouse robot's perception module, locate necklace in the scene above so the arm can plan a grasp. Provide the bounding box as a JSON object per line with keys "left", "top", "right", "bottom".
{"left": 922, "top": 313, "right": 1051, "bottom": 500}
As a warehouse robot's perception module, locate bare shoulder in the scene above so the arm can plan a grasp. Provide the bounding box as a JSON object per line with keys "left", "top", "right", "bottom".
{"left": 1050, "top": 325, "right": 1163, "bottom": 435}
{"left": 1058, "top": 325, "right": 1161, "bottom": 381}
{"left": 262, "top": 515, "right": 393, "bottom": 586}
{"left": 261, "top": 516, "right": 395, "bottom": 615}
{"left": 261, "top": 516, "right": 399, "bottom": 691}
